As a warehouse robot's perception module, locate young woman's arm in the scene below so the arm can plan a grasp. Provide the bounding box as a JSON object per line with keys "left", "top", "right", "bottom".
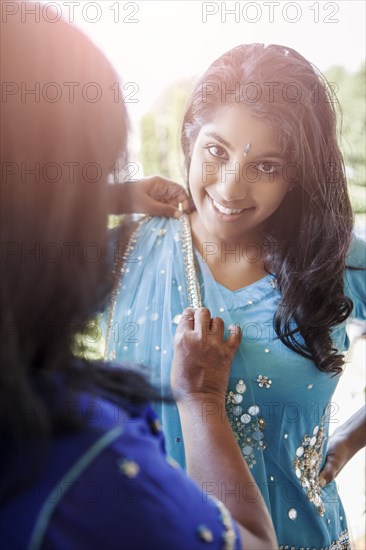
{"left": 319, "top": 405, "right": 366, "bottom": 487}
{"left": 172, "top": 308, "right": 278, "bottom": 550}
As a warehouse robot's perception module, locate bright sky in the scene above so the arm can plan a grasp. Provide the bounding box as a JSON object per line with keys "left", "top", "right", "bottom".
{"left": 35, "top": 0, "right": 365, "bottom": 146}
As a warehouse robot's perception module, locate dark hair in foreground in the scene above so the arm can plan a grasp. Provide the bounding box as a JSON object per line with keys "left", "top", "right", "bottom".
{"left": 181, "top": 44, "right": 354, "bottom": 374}
{"left": 0, "top": 5, "right": 159, "bottom": 467}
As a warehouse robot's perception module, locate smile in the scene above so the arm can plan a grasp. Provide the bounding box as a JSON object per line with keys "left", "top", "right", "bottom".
{"left": 212, "top": 198, "right": 244, "bottom": 215}
{"left": 206, "top": 194, "right": 256, "bottom": 222}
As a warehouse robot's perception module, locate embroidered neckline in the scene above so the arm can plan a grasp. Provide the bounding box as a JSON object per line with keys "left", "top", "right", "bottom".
{"left": 179, "top": 214, "right": 277, "bottom": 307}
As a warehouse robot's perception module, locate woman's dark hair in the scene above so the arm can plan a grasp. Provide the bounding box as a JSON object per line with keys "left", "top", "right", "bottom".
{"left": 181, "top": 43, "right": 354, "bottom": 374}
{"left": 0, "top": 4, "right": 159, "bottom": 449}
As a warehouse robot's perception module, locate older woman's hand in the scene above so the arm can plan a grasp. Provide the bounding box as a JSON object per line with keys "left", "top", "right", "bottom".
{"left": 109, "top": 175, "right": 194, "bottom": 217}
{"left": 171, "top": 307, "right": 241, "bottom": 403}
{"left": 171, "top": 309, "right": 277, "bottom": 550}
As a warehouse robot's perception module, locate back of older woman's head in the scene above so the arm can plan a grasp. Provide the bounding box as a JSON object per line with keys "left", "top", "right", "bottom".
{"left": 1, "top": 5, "right": 128, "bottom": 386}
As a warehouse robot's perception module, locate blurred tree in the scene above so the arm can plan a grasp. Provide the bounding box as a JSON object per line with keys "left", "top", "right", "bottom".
{"left": 140, "top": 78, "right": 193, "bottom": 186}
{"left": 325, "top": 64, "right": 366, "bottom": 213}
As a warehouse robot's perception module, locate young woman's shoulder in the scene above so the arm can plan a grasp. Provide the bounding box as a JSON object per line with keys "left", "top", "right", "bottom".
{"left": 345, "top": 232, "right": 366, "bottom": 320}
{"left": 346, "top": 232, "right": 366, "bottom": 268}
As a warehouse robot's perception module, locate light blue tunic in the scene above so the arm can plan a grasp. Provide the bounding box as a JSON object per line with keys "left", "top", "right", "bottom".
{"left": 105, "top": 216, "right": 365, "bottom": 550}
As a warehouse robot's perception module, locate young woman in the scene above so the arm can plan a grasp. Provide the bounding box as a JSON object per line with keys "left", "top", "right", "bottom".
{"left": 0, "top": 8, "right": 279, "bottom": 549}
{"left": 105, "top": 44, "right": 366, "bottom": 549}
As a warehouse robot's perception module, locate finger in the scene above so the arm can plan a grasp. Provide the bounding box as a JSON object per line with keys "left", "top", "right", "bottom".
{"left": 176, "top": 308, "right": 195, "bottom": 334}
{"left": 147, "top": 198, "right": 181, "bottom": 219}
{"left": 151, "top": 180, "right": 188, "bottom": 202}
{"left": 225, "top": 324, "right": 242, "bottom": 352}
{"left": 194, "top": 307, "right": 212, "bottom": 336}
{"left": 163, "top": 191, "right": 190, "bottom": 210}
{"left": 210, "top": 317, "right": 225, "bottom": 341}
{"left": 318, "top": 455, "right": 338, "bottom": 487}
{"left": 174, "top": 190, "right": 190, "bottom": 203}
{"left": 164, "top": 184, "right": 189, "bottom": 202}
{"left": 182, "top": 197, "right": 196, "bottom": 213}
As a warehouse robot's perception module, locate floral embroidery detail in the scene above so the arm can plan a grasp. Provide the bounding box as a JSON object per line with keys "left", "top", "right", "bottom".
{"left": 196, "top": 525, "right": 214, "bottom": 543}
{"left": 288, "top": 508, "right": 297, "bottom": 521}
{"left": 166, "top": 456, "right": 181, "bottom": 469}
{"left": 235, "top": 380, "right": 246, "bottom": 394}
{"left": 293, "top": 422, "right": 326, "bottom": 516}
{"left": 256, "top": 375, "right": 272, "bottom": 388}
{"left": 329, "top": 530, "right": 351, "bottom": 549}
{"left": 269, "top": 277, "right": 278, "bottom": 289}
{"left": 210, "top": 496, "right": 237, "bottom": 550}
{"left": 279, "top": 529, "right": 350, "bottom": 550}
{"left": 226, "top": 383, "right": 266, "bottom": 468}
{"left": 118, "top": 458, "right": 140, "bottom": 478}
{"left": 149, "top": 418, "right": 162, "bottom": 434}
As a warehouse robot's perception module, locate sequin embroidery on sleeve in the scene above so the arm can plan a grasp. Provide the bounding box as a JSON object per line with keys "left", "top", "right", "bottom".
{"left": 209, "top": 495, "right": 237, "bottom": 550}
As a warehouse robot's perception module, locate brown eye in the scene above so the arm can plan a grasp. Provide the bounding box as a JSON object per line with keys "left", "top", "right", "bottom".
{"left": 205, "top": 144, "right": 228, "bottom": 160}
{"left": 256, "top": 162, "right": 279, "bottom": 174}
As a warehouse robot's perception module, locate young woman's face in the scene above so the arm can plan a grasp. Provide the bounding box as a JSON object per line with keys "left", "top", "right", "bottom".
{"left": 188, "top": 104, "right": 291, "bottom": 245}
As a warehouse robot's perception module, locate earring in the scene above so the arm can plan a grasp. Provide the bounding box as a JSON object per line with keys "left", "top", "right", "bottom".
{"left": 243, "top": 143, "right": 251, "bottom": 156}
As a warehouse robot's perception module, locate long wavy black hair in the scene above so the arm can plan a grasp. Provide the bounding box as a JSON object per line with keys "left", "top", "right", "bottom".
{"left": 0, "top": 4, "right": 159, "bottom": 459}
{"left": 181, "top": 44, "right": 354, "bottom": 374}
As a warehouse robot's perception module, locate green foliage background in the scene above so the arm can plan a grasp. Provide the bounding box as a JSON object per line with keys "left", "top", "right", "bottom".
{"left": 140, "top": 78, "right": 192, "bottom": 186}
{"left": 326, "top": 64, "right": 366, "bottom": 214}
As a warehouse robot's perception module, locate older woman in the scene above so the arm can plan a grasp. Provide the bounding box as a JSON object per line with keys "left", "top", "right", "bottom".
{"left": 0, "top": 5, "right": 276, "bottom": 549}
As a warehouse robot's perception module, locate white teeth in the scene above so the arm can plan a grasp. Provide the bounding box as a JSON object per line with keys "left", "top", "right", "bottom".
{"left": 212, "top": 198, "right": 244, "bottom": 215}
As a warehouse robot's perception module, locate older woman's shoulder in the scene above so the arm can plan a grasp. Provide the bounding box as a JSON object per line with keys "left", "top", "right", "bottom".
{"left": 37, "top": 395, "right": 241, "bottom": 549}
